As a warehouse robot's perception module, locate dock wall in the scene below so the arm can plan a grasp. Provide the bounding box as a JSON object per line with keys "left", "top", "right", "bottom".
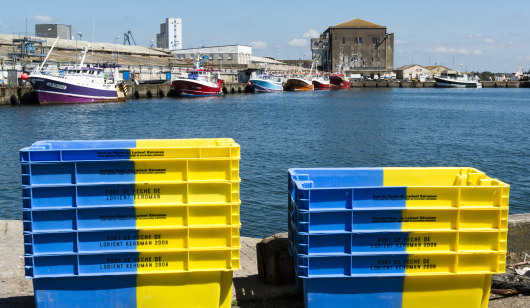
{"left": 351, "top": 81, "right": 530, "bottom": 88}
{"left": 2, "top": 81, "right": 529, "bottom": 105}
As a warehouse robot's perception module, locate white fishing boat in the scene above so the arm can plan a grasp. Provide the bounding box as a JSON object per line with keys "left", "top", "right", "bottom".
{"left": 26, "top": 38, "right": 126, "bottom": 104}
{"left": 511, "top": 64, "right": 529, "bottom": 81}
{"left": 434, "top": 65, "right": 482, "bottom": 88}
{"left": 249, "top": 72, "right": 283, "bottom": 92}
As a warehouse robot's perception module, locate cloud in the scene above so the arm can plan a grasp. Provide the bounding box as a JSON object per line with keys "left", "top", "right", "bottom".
{"left": 249, "top": 41, "right": 267, "bottom": 50}
{"left": 484, "top": 38, "right": 495, "bottom": 43}
{"left": 502, "top": 31, "right": 519, "bottom": 37}
{"left": 395, "top": 40, "right": 408, "bottom": 45}
{"left": 433, "top": 47, "right": 482, "bottom": 55}
{"left": 288, "top": 38, "right": 308, "bottom": 47}
{"left": 467, "top": 33, "right": 483, "bottom": 39}
{"left": 32, "top": 15, "right": 55, "bottom": 23}
{"left": 302, "top": 29, "right": 319, "bottom": 39}
{"left": 507, "top": 41, "right": 514, "bottom": 46}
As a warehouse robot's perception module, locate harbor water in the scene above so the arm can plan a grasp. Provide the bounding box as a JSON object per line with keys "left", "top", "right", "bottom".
{"left": 1, "top": 88, "right": 528, "bottom": 238}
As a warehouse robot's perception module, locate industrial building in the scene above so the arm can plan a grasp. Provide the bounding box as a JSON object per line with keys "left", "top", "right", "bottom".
{"left": 395, "top": 64, "right": 432, "bottom": 80}
{"left": 35, "top": 24, "right": 72, "bottom": 40}
{"left": 156, "top": 18, "right": 182, "bottom": 50}
{"left": 312, "top": 18, "right": 394, "bottom": 78}
{"left": 425, "top": 65, "right": 453, "bottom": 78}
{"left": 171, "top": 45, "right": 252, "bottom": 67}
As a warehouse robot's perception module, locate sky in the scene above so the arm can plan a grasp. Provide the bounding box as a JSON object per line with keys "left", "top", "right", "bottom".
{"left": 1, "top": 0, "right": 529, "bottom": 72}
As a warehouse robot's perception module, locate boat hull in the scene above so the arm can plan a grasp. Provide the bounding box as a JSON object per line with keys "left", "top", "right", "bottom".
{"left": 28, "top": 76, "right": 120, "bottom": 104}
{"left": 249, "top": 79, "right": 283, "bottom": 92}
{"left": 312, "top": 80, "right": 330, "bottom": 90}
{"left": 329, "top": 76, "right": 351, "bottom": 89}
{"left": 286, "top": 78, "right": 314, "bottom": 91}
{"left": 172, "top": 79, "right": 223, "bottom": 97}
{"left": 434, "top": 77, "right": 482, "bottom": 88}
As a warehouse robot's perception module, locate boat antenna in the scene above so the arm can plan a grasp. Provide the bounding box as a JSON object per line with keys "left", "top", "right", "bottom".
{"left": 39, "top": 37, "right": 59, "bottom": 71}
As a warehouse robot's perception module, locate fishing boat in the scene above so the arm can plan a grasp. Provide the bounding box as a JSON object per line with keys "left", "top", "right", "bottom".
{"left": 329, "top": 74, "right": 351, "bottom": 89}
{"left": 286, "top": 57, "right": 319, "bottom": 92}
{"left": 286, "top": 73, "right": 314, "bottom": 91}
{"left": 312, "top": 74, "right": 330, "bottom": 90}
{"left": 248, "top": 73, "right": 283, "bottom": 92}
{"left": 511, "top": 64, "right": 529, "bottom": 81}
{"left": 171, "top": 55, "right": 223, "bottom": 97}
{"left": 26, "top": 39, "right": 126, "bottom": 104}
{"left": 434, "top": 65, "right": 482, "bottom": 88}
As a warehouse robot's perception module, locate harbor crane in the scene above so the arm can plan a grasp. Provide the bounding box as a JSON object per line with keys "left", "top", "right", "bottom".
{"left": 123, "top": 30, "right": 137, "bottom": 46}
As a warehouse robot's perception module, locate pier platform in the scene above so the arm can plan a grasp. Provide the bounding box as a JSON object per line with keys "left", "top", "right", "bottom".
{"left": 1, "top": 80, "right": 529, "bottom": 105}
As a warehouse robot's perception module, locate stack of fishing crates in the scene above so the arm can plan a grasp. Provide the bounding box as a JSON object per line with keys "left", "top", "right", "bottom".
{"left": 21, "top": 139, "right": 241, "bottom": 308}
{"left": 287, "top": 167, "right": 510, "bottom": 308}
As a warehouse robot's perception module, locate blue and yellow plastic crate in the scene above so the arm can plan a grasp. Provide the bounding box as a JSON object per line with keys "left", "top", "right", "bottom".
{"left": 21, "top": 139, "right": 241, "bottom": 308}
{"left": 288, "top": 167, "right": 509, "bottom": 308}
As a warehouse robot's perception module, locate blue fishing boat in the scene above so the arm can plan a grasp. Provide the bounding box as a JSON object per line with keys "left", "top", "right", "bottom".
{"left": 249, "top": 73, "right": 283, "bottom": 92}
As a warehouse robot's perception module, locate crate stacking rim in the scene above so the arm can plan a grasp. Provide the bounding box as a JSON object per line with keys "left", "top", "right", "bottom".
{"left": 287, "top": 167, "right": 509, "bottom": 308}
{"left": 21, "top": 139, "right": 240, "bottom": 308}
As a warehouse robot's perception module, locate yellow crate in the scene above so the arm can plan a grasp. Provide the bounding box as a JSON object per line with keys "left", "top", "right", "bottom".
{"left": 134, "top": 138, "right": 240, "bottom": 160}
{"left": 383, "top": 167, "right": 510, "bottom": 210}
{"left": 132, "top": 158, "right": 240, "bottom": 182}
{"left": 136, "top": 271, "right": 233, "bottom": 308}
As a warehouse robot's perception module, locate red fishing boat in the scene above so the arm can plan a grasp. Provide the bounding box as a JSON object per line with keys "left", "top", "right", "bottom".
{"left": 329, "top": 74, "right": 351, "bottom": 89}
{"left": 312, "top": 75, "right": 330, "bottom": 90}
{"left": 171, "top": 55, "right": 223, "bottom": 97}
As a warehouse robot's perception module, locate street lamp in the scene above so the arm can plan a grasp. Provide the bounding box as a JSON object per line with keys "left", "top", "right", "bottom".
{"left": 148, "top": 39, "right": 154, "bottom": 68}
{"left": 114, "top": 36, "right": 120, "bottom": 64}
{"left": 75, "top": 32, "right": 82, "bottom": 64}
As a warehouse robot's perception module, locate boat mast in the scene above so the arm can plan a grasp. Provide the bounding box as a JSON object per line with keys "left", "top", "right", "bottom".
{"left": 38, "top": 37, "right": 59, "bottom": 71}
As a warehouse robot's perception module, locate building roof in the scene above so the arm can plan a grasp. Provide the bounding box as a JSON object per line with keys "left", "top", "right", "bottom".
{"left": 425, "top": 65, "right": 449, "bottom": 70}
{"left": 250, "top": 56, "right": 284, "bottom": 65}
{"left": 395, "top": 64, "right": 425, "bottom": 71}
{"left": 331, "top": 18, "right": 384, "bottom": 29}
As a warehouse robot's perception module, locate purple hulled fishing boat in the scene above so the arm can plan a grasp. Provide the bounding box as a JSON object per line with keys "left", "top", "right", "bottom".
{"left": 27, "top": 39, "right": 126, "bottom": 104}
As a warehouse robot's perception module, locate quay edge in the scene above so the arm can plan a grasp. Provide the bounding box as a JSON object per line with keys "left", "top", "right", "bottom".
{"left": 2, "top": 80, "right": 529, "bottom": 105}
{"left": 351, "top": 80, "right": 529, "bottom": 88}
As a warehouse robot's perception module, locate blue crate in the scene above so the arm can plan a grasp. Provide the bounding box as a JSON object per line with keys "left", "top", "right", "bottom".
{"left": 20, "top": 140, "right": 137, "bottom": 162}
{"left": 302, "top": 276, "right": 404, "bottom": 308}
{"left": 301, "top": 274, "right": 493, "bottom": 308}
{"left": 24, "top": 209, "right": 77, "bottom": 232}
{"left": 27, "top": 232, "right": 78, "bottom": 255}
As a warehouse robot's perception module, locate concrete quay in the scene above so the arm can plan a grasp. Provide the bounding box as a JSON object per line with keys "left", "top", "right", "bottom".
{"left": 351, "top": 80, "right": 530, "bottom": 88}
{"left": 1, "top": 79, "right": 529, "bottom": 105}
{"left": 1, "top": 214, "right": 529, "bottom": 307}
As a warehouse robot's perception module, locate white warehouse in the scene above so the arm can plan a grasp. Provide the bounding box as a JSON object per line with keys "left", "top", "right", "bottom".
{"left": 171, "top": 45, "right": 252, "bottom": 66}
